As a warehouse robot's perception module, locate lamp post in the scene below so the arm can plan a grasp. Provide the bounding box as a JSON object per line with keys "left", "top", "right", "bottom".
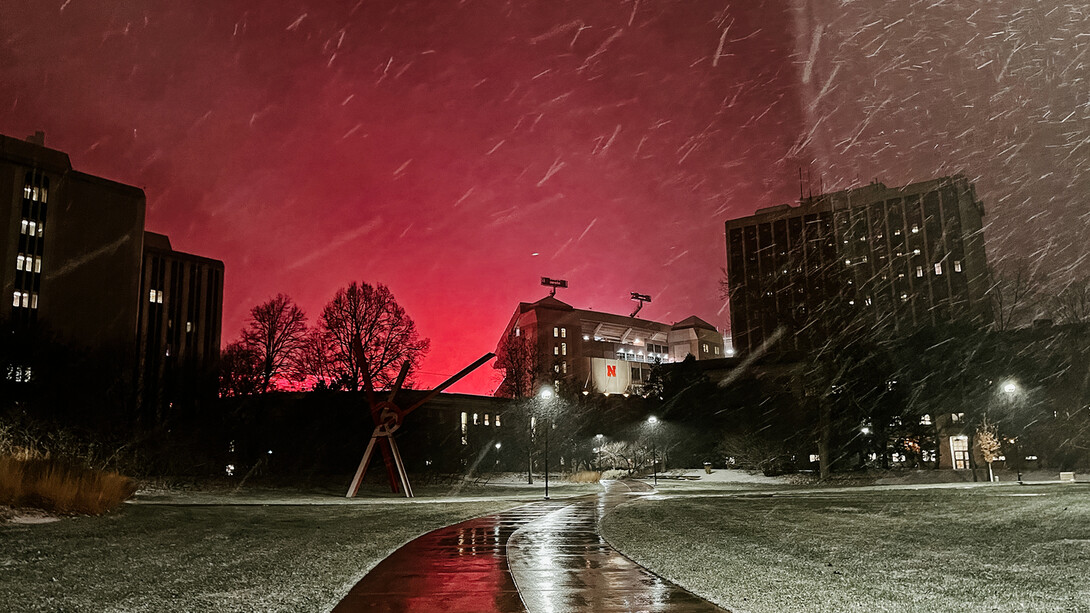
{"left": 595, "top": 433, "right": 604, "bottom": 471}
{"left": 648, "top": 416, "right": 659, "bottom": 486}
{"left": 1001, "top": 380, "right": 1022, "bottom": 483}
{"left": 539, "top": 387, "right": 555, "bottom": 500}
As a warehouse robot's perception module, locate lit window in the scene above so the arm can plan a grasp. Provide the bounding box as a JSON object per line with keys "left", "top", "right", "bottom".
{"left": 473, "top": 413, "right": 479, "bottom": 425}
{"left": 951, "top": 412, "right": 965, "bottom": 423}
{"left": 12, "top": 291, "right": 22, "bottom": 307}
{"left": 28, "top": 221, "right": 37, "bottom": 235}
{"left": 461, "top": 412, "right": 468, "bottom": 445}
{"left": 562, "top": 361, "right": 567, "bottom": 373}
{"left": 702, "top": 343, "right": 709, "bottom": 353}
{"left": 495, "top": 414, "right": 501, "bottom": 427}
{"left": 561, "top": 342, "right": 567, "bottom": 356}
{"left": 554, "top": 345, "right": 559, "bottom": 355}
{"left": 186, "top": 321, "right": 193, "bottom": 333}
{"left": 553, "top": 327, "right": 559, "bottom": 337}
{"left": 34, "top": 257, "right": 41, "bottom": 273}
{"left": 514, "top": 327, "right": 520, "bottom": 337}
{"left": 554, "top": 364, "right": 560, "bottom": 373}
{"left": 913, "top": 248, "right": 921, "bottom": 256}
{"left": 894, "top": 229, "right": 902, "bottom": 236}
{"left": 954, "top": 260, "right": 963, "bottom": 273}
{"left": 916, "top": 266, "right": 924, "bottom": 278}
{"left": 561, "top": 327, "right": 566, "bottom": 338}
{"left": 149, "top": 290, "right": 163, "bottom": 304}
{"left": 714, "top": 346, "right": 720, "bottom": 355}
{"left": 911, "top": 224, "right": 919, "bottom": 233}
{"left": 23, "top": 185, "right": 32, "bottom": 199}
{"left": 484, "top": 413, "right": 490, "bottom": 426}
{"left": 30, "top": 294, "right": 37, "bottom": 309}
{"left": 16, "top": 254, "right": 25, "bottom": 270}
{"left": 934, "top": 263, "right": 943, "bottom": 275}
{"left": 920, "top": 414, "right": 932, "bottom": 425}
{"left": 809, "top": 454, "right": 820, "bottom": 463}
{"left": 20, "top": 219, "right": 28, "bottom": 234}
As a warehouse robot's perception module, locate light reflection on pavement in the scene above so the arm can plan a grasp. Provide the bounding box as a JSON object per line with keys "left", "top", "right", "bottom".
{"left": 333, "top": 480, "right": 728, "bottom": 612}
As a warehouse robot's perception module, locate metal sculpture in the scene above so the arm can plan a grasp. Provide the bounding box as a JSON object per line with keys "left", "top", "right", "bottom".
{"left": 346, "top": 336, "right": 495, "bottom": 498}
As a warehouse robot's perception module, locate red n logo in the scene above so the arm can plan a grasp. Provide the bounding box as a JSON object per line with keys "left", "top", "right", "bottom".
{"left": 606, "top": 365, "right": 617, "bottom": 377}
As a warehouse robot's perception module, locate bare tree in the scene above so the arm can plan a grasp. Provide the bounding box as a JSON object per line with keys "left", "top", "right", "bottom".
{"left": 988, "top": 262, "right": 1042, "bottom": 331}
{"left": 218, "top": 341, "right": 262, "bottom": 397}
{"left": 321, "top": 282, "right": 430, "bottom": 391}
{"left": 241, "top": 294, "right": 309, "bottom": 393}
{"left": 1049, "top": 277, "right": 1090, "bottom": 324}
{"left": 494, "top": 331, "right": 545, "bottom": 399}
{"left": 291, "top": 327, "right": 338, "bottom": 389}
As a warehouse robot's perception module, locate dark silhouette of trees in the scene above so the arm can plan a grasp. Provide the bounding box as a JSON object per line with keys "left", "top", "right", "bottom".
{"left": 291, "top": 328, "right": 338, "bottom": 389}
{"left": 494, "top": 331, "right": 545, "bottom": 400}
{"left": 218, "top": 341, "right": 262, "bottom": 397}
{"left": 988, "top": 259, "right": 1042, "bottom": 331}
{"left": 240, "top": 294, "right": 308, "bottom": 393}
{"left": 320, "top": 281, "right": 430, "bottom": 391}
{"left": 1049, "top": 276, "right": 1090, "bottom": 324}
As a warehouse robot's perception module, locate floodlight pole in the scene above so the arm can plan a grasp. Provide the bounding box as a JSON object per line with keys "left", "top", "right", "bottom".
{"left": 630, "top": 292, "right": 651, "bottom": 318}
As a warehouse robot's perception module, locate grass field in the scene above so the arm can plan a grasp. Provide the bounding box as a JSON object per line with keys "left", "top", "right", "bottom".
{"left": 601, "top": 484, "right": 1090, "bottom": 613}
{"left": 0, "top": 478, "right": 599, "bottom": 612}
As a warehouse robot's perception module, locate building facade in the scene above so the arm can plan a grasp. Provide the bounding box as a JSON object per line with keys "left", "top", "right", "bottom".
{"left": 2, "top": 132, "right": 223, "bottom": 421}
{"left": 494, "top": 295, "right": 725, "bottom": 398}
{"left": 138, "top": 232, "right": 224, "bottom": 422}
{"left": 724, "top": 175, "right": 991, "bottom": 356}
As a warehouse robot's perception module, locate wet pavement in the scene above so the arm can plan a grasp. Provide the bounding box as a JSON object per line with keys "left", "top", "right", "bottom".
{"left": 333, "top": 480, "right": 728, "bottom": 612}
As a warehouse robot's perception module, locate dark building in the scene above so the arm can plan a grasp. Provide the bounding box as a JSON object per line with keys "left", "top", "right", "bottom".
{"left": 1, "top": 132, "right": 145, "bottom": 367}
{"left": 138, "top": 232, "right": 224, "bottom": 423}
{"left": 724, "top": 175, "right": 991, "bottom": 356}
{"left": 1, "top": 131, "right": 223, "bottom": 421}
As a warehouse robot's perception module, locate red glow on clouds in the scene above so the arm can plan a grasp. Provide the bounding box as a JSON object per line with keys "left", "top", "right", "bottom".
{"left": 2, "top": 1, "right": 806, "bottom": 393}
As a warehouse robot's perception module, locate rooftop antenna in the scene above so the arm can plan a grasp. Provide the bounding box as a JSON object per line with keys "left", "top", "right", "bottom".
{"left": 541, "top": 276, "right": 568, "bottom": 297}
{"left": 630, "top": 292, "right": 651, "bottom": 318}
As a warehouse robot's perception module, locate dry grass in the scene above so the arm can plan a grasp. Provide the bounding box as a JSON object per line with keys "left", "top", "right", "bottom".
{"left": 0, "top": 454, "right": 136, "bottom": 515}
{"left": 568, "top": 470, "right": 602, "bottom": 483}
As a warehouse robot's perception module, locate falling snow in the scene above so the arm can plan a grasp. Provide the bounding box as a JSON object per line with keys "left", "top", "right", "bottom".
{"left": 1, "top": 0, "right": 1086, "bottom": 392}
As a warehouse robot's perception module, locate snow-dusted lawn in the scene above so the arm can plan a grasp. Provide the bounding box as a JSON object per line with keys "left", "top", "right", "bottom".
{"left": 602, "top": 482, "right": 1090, "bottom": 613}
{"left": 0, "top": 479, "right": 598, "bottom": 612}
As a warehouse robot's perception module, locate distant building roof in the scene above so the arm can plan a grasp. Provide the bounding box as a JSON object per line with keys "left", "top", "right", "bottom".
{"left": 671, "top": 315, "right": 718, "bottom": 331}
{"left": 144, "top": 232, "right": 173, "bottom": 252}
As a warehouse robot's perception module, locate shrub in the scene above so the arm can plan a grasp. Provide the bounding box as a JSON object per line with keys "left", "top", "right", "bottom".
{"left": 0, "top": 454, "right": 136, "bottom": 515}
{"left": 568, "top": 470, "right": 602, "bottom": 483}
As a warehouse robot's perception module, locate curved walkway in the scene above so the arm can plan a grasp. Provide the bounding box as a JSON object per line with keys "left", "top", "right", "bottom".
{"left": 332, "top": 480, "right": 727, "bottom": 612}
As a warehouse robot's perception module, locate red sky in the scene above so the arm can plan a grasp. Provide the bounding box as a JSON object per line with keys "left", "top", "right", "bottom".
{"left": 3, "top": 1, "right": 1085, "bottom": 393}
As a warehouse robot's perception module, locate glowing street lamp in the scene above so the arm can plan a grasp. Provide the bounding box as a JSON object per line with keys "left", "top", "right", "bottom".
{"left": 539, "top": 387, "right": 556, "bottom": 500}
{"left": 647, "top": 416, "right": 659, "bottom": 486}
{"left": 1002, "top": 381, "right": 1019, "bottom": 395}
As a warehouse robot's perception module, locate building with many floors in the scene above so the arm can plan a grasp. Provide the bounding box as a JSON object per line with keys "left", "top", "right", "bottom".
{"left": 1, "top": 131, "right": 223, "bottom": 421}
{"left": 494, "top": 295, "right": 725, "bottom": 398}
{"left": 724, "top": 175, "right": 991, "bottom": 356}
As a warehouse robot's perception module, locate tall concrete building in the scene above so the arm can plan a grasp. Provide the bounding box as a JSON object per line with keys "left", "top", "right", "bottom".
{"left": 724, "top": 175, "right": 991, "bottom": 356}
{"left": 138, "top": 232, "right": 224, "bottom": 421}
{"left": 494, "top": 295, "right": 725, "bottom": 398}
{"left": 1, "top": 131, "right": 223, "bottom": 420}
